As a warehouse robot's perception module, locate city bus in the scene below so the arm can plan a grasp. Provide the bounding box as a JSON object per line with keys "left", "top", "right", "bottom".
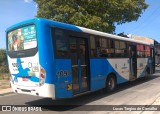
{"left": 6, "top": 18, "right": 155, "bottom": 99}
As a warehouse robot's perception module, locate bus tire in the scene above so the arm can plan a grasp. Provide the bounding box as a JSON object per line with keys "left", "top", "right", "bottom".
{"left": 105, "top": 74, "right": 116, "bottom": 92}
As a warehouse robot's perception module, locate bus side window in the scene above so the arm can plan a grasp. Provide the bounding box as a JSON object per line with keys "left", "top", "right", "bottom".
{"left": 137, "top": 44, "right": 145, "bottom": 58}
{"left": 115, "top": 40, "right": 120, "bottom": 57}
{"left": 120, "top": 41, "right": 127, "bottom": 57}
{"left": 90, "top": 36, "right": 116, "bottom": 58}
{"left": 99, "top": 38, "right": 108, "bottom": 57}
{"left": 90, "top": 36, "right": 98, "bottom": 57}
{"left": 114, "top": 41, "right": 127, "bottom": 58}
{"left": 55, "top": 29, "right": 68, "bottom": 58}
{"left": 100, "top": 39, "right": 114, "bottom": 58}
{"left": 110, "top": 40, "right": 115, "bottom": 57}
{"left": 145, "top": 46, "right": 150, "bottom": 57}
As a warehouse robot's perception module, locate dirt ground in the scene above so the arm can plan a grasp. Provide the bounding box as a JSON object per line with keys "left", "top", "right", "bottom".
{"left": 0, "top": 80, "right": 10, "bottom": 90}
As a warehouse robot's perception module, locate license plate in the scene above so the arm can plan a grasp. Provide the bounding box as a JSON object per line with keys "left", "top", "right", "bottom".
{"left": 22, "top": 77, "right": 28, "bottom": 81}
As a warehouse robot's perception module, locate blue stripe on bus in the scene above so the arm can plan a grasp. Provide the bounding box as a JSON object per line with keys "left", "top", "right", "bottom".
{"left": 35, "top": 18, "right": 82, "bottom": 85}
{"left": 54, "top": 58, "right": 128, "bottom": 98}
{"left": 90, "top": 59, "right": 128, "bottom": 91}
{"left": 12, "top": 58, "right": 39, "bottom": 83}
{"left": 54, "top": 59, "right": 72, "bottom": 98}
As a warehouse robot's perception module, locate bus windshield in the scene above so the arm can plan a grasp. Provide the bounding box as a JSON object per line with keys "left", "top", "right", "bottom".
{"left": 8, "top": 25, "right": 37, "bottom": 51}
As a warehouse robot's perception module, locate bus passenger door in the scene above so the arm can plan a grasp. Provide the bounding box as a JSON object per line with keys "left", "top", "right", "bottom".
{"left": 129, "top": 45, "right": 137, "bottom": 80}
{"left": 150, "top": 48, "right": 155, "bottom": 73}
{"left": 69, "top": 37, "right": 90, "bottom": 95}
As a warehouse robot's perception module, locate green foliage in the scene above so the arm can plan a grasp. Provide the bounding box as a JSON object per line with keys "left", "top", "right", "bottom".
{"left": 0, "top": 49, "right": 6, "bottom": 63}
{"left": 34, "top": 0, "right": 148, "bottom": 33}
{"left": 0, "top": 49, "right": 9, "bottom": 73}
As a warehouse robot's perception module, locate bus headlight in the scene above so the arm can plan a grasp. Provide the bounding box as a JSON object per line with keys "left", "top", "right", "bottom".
{"left": 39, "top": 67, "right": 46, "bottom": 86}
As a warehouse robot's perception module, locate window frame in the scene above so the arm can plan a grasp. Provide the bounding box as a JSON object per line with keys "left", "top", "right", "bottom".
{"left": 52, "top": 27, "right": 70, "bottom": 59}
{"left": 89, "top": 35, "right": 129, "bottom": 58}
{"left": 136, "top": 44, "right": 146, "bottom": 58}
{"left": 51, "top": 27, "right": 89, "bottom": 59}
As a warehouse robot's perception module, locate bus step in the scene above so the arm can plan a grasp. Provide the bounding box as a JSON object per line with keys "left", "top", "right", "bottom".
{"left": 73, "top": 91, "right": 91, "bottom": 97}
{"left": 129, "top": 77, "right": 136, "bottom": 81}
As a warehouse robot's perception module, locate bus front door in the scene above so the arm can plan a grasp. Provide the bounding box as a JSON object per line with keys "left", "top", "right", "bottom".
{"left": 69, "top": 37, "right": 89, "bottom": 95}
{"left": 129, "top": 45, "right": 137, "bottom": 80}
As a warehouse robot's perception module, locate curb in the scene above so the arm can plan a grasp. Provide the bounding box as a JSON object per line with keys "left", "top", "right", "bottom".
{"left": 0, "top": 92, "right": 14, "bottom": 96}
{"left": 0, "top": 88, "right": 13, "bottom": 96}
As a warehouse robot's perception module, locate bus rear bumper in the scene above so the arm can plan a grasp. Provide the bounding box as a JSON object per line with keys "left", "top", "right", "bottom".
{"left": 11, "top": 82, "right": 55, "bottom": 99}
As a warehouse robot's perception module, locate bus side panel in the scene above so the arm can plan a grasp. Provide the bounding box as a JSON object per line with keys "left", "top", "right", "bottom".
{"left": 146, "top": 57, "right": 153, "bottom": 74}
{"left": 137, "top": 58, "right": 148, "bottom": 78}
{"left": 55, "top": 59, "right": 73, "bottom": 98}
{"left": 108, "top": 58, "right": 130, "bottom": 81}
{"left": 90, "top": 59, "right": 128, "bottom": 91}
{"left": 90, "top": 59, "right": 107, "bottom": 91}
{"left": 36, "top": 20, "right": 56, "bottom": 98}
{"left": 36, "top": 19, "right": 56, "bottom": 84}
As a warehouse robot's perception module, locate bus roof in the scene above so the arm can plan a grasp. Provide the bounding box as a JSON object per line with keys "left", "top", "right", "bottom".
{"left": 78, "top": 26, "right": 152, "bottom": 46}
{"left": 6, "top": 18, "right": 153, "bottom": 46}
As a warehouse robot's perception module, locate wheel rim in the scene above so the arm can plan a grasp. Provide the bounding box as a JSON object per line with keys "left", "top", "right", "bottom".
{"left": 108, "top": 77, "right": 115, "bottom": 90}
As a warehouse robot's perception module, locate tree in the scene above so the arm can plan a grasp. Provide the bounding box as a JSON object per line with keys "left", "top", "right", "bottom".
{"left": 0, "top": 49, "right": 8, "bottom": 73}
{"left": 34, "top": 0, "right": 148, "bottom": 33}
{"left": 0, "top": 49, "right": 6, "bottom": 64}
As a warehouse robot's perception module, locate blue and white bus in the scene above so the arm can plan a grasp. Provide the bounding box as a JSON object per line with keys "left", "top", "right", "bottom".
{"left": 6, "top": 18, "right": 155, "bottom": 99}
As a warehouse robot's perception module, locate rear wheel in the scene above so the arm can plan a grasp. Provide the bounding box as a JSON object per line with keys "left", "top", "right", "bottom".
{"left": 105, "top": 75, "right": 116, "bottom": 92}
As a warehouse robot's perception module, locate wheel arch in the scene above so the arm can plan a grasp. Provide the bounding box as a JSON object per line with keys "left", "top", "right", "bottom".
{"left": 106, "top": 72, "right": 117, "bottom": 85}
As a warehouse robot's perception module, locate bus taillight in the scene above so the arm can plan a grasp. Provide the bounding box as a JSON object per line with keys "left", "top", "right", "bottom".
{"left": 39, "top": 67, "right": 46, "bottom": 86}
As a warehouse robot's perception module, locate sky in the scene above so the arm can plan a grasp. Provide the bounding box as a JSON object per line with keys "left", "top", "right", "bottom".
{"left": 116, "top": 0, "right": 160, "bottom": 42}
{"left": 0, "top": 0, "right": 160, "bottom": 49}
{"left": 0, "top": 0, "right": 37, "bottom": 49}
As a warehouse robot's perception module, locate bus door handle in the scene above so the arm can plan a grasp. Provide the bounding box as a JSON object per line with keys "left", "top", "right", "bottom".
{"left": 72, "top": 65, "right": 78, "bottom": 67}
{"left": 81, "top": 65, "right": 87, "bottom": 67}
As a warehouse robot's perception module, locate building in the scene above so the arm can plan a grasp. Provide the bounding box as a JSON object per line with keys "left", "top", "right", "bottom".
{"left": 130, "top": 35, "right": 160, "bottom": 65}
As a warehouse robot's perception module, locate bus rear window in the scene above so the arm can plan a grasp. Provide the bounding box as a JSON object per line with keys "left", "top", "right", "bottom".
{"left": 7, "top": 25, "right": 37, "bottom": 58}
{"left": 8, "top": 25, "right": 37, "bottom": 51}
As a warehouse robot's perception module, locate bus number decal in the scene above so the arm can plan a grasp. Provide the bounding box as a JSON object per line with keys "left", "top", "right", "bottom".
{"left": 57, "top": 70, "right": 71, "bottom": 77}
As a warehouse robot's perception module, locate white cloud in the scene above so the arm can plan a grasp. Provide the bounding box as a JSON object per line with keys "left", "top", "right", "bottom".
{"left": 35, "top": 4, "right": 38, "bottom": 8}
{"left": 24, "top": 0, "right": 32, "bottom": 3}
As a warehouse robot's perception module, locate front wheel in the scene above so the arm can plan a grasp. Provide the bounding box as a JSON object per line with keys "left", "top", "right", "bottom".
{"left": 105, "top": 75, "right": 116, "bottom": 92}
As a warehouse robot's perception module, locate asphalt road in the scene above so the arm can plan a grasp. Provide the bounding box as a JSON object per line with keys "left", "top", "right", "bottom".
{"left": 1, "top": 69, "right": 160, "bottom": 114}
